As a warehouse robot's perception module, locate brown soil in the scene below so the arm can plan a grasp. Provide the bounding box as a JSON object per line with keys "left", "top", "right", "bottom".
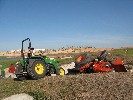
{"left": 0, "top": 72, "right": 132, "bottom": 100}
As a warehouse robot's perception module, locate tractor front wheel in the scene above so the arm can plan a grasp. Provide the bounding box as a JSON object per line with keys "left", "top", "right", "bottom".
{"left": 59, "top": 68, "right": 65, "bottom": 75}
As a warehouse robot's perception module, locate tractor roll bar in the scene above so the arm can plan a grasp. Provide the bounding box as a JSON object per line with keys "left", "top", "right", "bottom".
{"left": 21, "top": 38, "right": 31, "bottom": 60}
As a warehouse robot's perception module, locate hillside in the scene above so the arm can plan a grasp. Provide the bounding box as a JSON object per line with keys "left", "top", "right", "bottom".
{"left": 1, "top": 72, "right": 133, "bottom": 100}
{"left": 0, "top": 47, "right": 113, "bottom": 57}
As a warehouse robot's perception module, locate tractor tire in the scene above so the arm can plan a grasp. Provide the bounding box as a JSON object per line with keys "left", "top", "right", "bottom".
{"left": 16, "top": 75, "right": 26, "bottom": 81}
{"left": 27, "top": 60, "right": 47, "bottom": 80}
{"left": 15, "top": 64, "right": 26, "bottom": 81}
{"left": 59, "top": 68, "right": 65, "bottom": 75}
{"left": 15, "top": 64, "right": 23, "bottom": 75}
{"left": 46, "top": 64, "right": 64, "bottom": 76}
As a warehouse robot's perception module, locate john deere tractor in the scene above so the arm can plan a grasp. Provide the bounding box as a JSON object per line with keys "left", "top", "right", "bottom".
{"left": 15, "top": 38, "right": 64, "bottom": 80}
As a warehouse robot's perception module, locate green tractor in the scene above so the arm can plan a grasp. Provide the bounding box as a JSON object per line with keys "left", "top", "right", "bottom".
{"left": 15, "top": 38, "right": 64, "bottom": 80}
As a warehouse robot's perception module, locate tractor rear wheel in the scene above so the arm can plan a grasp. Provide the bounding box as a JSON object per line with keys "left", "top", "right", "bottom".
{"left": 27, "top": 60, "right": 47, "bottom": 80}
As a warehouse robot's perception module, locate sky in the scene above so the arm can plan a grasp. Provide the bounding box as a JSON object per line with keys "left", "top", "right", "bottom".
{"left": 0, "top": 0, "right": 133, "bottom": 51}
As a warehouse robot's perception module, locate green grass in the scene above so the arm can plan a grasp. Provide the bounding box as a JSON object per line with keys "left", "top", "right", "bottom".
{"left": 0, "top": 56, "right": 7, "bottom": 58}
{"left": 0, "top": 60, "right": 18, "bottom": 68}
{"left": 111, "top": 48, "right": 133, "bottom": 57}
{"left": 57, "top": 57, "right": 77, "bottom": 66}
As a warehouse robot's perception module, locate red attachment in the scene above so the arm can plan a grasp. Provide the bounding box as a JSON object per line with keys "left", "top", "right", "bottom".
{"left": 93, "top": 61, "right": 112, "bottom": 72}
{"left": 79, "top": 61, "right": 112, "bottom": 73}
{"left": 73, "top": 51, "right": 127, "bottom": 74}
{"left": 79, "top": 62, "right": 93, "bottom": 72}
{"left": 112, "top": 59, "right": 127, "bottom": 72}
{"left": 78, "top": 59, "right": 127, "bottom": 73}
{"left": 76, "top": 56, "right": 84, "bottom": 62}
{"left": 113, "top": 59, "right": 123, "bottom": 65}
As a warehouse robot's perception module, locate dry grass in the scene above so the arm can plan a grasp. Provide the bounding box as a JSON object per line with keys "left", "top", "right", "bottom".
{"left": 0, "top": 72, "right": 133, "bottom": 100}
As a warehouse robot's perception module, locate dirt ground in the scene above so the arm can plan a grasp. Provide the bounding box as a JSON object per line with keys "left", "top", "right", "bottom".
{"left": 1, "top": 72, "right": 133, "bottom": 100}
